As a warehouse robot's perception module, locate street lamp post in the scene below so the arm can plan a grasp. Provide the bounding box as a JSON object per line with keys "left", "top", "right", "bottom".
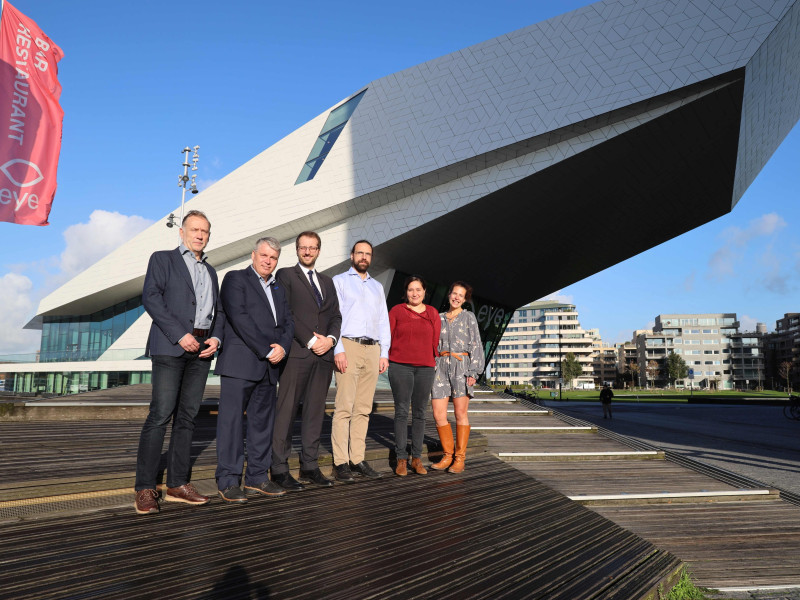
{"left": 178, "top": 146, "right": 200, "bottom": 224}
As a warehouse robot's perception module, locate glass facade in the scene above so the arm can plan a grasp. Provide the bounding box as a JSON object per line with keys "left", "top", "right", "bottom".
{"left": 39, "top": 296, "right": 145, "bottom": 362}
{"left": 295, "top": 90, "right": 367, "bottom": 184}
{"left": 9, "top": 370, "right": 151, "bottom": 395}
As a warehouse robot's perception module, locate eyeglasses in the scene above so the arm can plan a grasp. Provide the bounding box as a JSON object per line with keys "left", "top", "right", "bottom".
{"left": 298, "top": 246, "right": 319, "bottom": 252}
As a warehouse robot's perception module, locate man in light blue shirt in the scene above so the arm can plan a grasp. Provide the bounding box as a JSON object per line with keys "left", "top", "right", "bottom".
{"left": 330, "top": 240, "right": 391, "bottom": 482}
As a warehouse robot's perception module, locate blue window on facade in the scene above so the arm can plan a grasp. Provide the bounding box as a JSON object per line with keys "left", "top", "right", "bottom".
{"left": 295, "top": 89, "right": 366, "bottom": 184}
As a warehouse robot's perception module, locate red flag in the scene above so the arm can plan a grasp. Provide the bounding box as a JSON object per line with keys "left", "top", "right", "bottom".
{"left": 0, "top": 1, "right": 63, "bottom": 226}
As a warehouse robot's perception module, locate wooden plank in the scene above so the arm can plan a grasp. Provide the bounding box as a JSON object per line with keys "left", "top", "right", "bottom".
{"left": 592, "top": 501, "right": 800, "bottom": 589}
{"left": 0, "top": 454, "right": 681, "bottom": 600}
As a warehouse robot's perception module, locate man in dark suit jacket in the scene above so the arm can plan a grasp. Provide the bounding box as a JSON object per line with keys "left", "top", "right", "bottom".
{"left": 214, "top": 236, "right": 295, "bottom": 503}
{"left": 271, "top": 231, "right": 342, "bottom": 490}
{"left": 134, "top": 210, "right": 222, "bottom": 515}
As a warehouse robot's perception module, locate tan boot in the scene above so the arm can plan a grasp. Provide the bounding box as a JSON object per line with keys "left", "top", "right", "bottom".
{"left": 410, "top": 457, "right": 428, "bottom": 475}
{"left": 448, "top": 425, "right": 471, "bottom": 473}
{"left": 430, "top": 424, "right": 454, "bottom": 470}
{"left": 395, "top": 458, "right": 407, "bottom": 476}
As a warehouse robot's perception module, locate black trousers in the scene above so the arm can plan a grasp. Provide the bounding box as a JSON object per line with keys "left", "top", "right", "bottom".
{"left": 272, "top": 355, "right": 334, "bottom": 473}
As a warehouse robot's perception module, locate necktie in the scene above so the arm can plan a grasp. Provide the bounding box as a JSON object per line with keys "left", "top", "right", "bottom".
{"left": 308, "top": 270, "right": 323, "bottom": 307}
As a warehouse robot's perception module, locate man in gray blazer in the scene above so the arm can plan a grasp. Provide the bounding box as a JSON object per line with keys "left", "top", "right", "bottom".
{"left": 271, "top": 231, "right": 341, "bottom": 490}
{"left": 134, "top": 210, "right": 222, "bottom": 515}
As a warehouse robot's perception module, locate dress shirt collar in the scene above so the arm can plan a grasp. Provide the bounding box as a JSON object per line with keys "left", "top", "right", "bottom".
{"left": 251, "top": 265, "right": 275, "bottom": 286}
{"left": 346, "top": 266, "right": 371, "bottom": 280}
{"left": 179, "top": 242, "right": 207, "bottom": 263}
{"left": 298, "top": 262, "right": 316, "bottom": 274}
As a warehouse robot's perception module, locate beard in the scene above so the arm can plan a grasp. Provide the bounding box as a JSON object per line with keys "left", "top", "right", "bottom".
{"left": 352, "top": 259, "right": 369, "bottom": 273}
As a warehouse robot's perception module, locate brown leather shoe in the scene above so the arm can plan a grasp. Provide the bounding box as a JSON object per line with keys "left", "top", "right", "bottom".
{"left": 410, "top": 457, "right": 427, "bottom": 475}
{"left": 165, "top": 483, "right": 210, "bottom": 505}
{"left": 134, "top": 489, "right": 159, "bottom": 515}
{"left": 395, "top": 458, "right": 408, "bottom": 476}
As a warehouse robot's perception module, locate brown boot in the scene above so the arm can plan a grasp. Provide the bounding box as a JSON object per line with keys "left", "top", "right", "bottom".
{"left": 410, "top": 457, "right": 428, "bottom": 475}
{"left": 430, "top": 424, "right": 454, "bottom": 470}
{"left": 448, "top": 425, "right": 471, "bottom": 473}
{"left": 395, "top": 458, "right": 407, "bottom": 476}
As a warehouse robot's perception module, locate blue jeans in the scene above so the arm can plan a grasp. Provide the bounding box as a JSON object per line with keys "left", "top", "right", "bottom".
{"left": 389, "top": 362, "right": 435, "bottom": 460}
{"left": 135, "top": 351, "right": 211, "bottom": 490}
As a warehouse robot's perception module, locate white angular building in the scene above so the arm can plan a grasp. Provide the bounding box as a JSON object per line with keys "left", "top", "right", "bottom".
{"left": 4, "top": 0, "right": 800, "bottom": 394}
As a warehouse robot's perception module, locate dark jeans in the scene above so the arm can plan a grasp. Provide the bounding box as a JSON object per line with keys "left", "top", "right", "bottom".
{"left": 135, "top": 350, "right": 211, "bottom": 490}
{"left": 389, "top": 362, "right": 435, "bottom": 460}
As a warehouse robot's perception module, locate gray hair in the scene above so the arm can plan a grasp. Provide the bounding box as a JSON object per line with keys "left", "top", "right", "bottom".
{"left": 182, "top": 209, "right": 210, "bottom": 227}
{"left": 254, "top": 236, "right": 281, "bottom": 254}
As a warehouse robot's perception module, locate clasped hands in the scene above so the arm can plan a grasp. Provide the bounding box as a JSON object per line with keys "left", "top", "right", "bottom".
{"left": 179, "top": 333, "right": 219, "bottom": 358}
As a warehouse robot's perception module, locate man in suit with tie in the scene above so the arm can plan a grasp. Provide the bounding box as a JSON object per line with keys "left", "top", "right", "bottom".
{"left": 214, "top": 236, "right": 295, "bottom": 503}
{"left": 271, "top": 231, "right": 342, "bottom": 491}
{"left": 134, "top": 209, "right": 223, "bottom": 515}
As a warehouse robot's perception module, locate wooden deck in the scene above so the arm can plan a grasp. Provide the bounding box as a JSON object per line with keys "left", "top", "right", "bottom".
{"left": 468, "top": 397, "right": 800, "bottom": 593}
{"left": 0, "top": 429, "right": 681, "bottom": 599}
{"left": 4, "top": 385, "right": 800, "bottom": 595}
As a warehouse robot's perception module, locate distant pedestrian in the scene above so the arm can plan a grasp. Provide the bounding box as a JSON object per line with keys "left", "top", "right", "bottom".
{"left": 600, "top": 384, "right": 613, "bottom": 419}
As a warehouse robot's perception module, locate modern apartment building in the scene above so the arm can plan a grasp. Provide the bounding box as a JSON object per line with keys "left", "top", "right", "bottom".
{"left": 490, "top": 301, "right": 595, "bottom": 389}
{"left": 617, "top": 341, "right": 639, "bottom": 388}
{"left": 766, "top": 313, "right": 800, "bottom": 391}
{"left": 634, "top": 313, "right": 766, "bottom": 390}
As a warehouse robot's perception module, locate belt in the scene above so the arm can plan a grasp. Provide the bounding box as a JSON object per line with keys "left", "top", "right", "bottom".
{"left": 440, "top": 351, "right": 469, "bottom": 361}
{"left": 344, "top": 336, "right": 378, "bottom": 345}
{"left": 192, "top": 328, "right": 210, "bottom": 338}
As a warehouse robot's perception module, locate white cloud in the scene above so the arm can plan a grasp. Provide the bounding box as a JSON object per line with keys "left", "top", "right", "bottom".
{"left": 683, "top": 271, "right": 695, "bottom": 292}
{"left": 195, "top": 177, "right": 219, "bottom": 192}
{"left": 0, "top": 210, "right": 153, "bottom": 356}
{"left": 59, "top": 210, "right": 153, "bottom": 277}
{"left": 536, "top": 290, "right": 574, "bottom": 304}
{"left": 738, "top": 314, "right": 763, "bottom": 333}
{"left": 707, "top": 212, "right": 787, "bottom": 280}
{"left": 0, "top": 273, "right": 41, "bottom": 354}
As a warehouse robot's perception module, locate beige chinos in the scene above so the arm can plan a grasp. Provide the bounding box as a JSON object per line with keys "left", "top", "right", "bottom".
{"left": 332, "top": 337, "right": 380, "bottom": 465}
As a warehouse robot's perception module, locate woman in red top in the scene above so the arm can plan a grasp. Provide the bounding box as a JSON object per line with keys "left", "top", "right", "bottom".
{"left": 388, "top": 275, "right": 441, "bottom": 476}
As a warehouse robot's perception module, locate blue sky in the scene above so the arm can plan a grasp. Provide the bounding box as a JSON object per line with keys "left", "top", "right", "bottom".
{"left": 0, "top": 0, "right": 797, "bottom": 354}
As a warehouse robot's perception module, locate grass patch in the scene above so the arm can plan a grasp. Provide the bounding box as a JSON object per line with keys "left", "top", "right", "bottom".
{"left": 659, "top": 569, "right": 725, "bottom": 600}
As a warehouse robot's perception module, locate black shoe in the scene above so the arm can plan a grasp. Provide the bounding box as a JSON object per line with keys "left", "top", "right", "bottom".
{"left": 333, "top": 463, "right": 355, "bottom": 483}
{"left": 271, "top": 472, "right": 305, "bottom": 492}
{"left": 298, "top": 467, "right": 334, "bottom": 487}
{"left": 244, "top": 480, "right": 287, "bottom": 497}
{"left": 218, "top": 486, "right": 247, "bottom": 503}
{"left": 350, "top": 461, "right": 383, "bottom": 479}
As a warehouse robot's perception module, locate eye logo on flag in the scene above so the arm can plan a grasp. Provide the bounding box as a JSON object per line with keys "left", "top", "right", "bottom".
{"left": 0, "top": 158, "right": 44, "bottom": 187}
{"left": 0, "top": 1, "right": 64, "bottom": 226}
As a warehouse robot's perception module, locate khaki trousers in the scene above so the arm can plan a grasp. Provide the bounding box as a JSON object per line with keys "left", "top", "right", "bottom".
{"left": 332, "top": 338, "right": 380, "bottom": 465}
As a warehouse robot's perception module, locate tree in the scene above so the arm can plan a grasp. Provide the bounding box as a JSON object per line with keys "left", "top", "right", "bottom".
{"left": 779, "top": 361, "right": 793, "bottom": 394}
{"left": 666, "top": 352, "right": 689, "bottom": 388}
{"left": 626, "top": 360, "right": 640, "bottom": 390}
{"left": 646, "top": 360, "right": 660, "bottom": 388}
{"left": 561, "top": 352, "right": 583, "bottom": 389}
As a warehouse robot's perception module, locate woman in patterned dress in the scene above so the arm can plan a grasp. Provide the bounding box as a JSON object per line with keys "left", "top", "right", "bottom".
{"left": 430, "top": 281, "right": 485, "bottom": 473}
